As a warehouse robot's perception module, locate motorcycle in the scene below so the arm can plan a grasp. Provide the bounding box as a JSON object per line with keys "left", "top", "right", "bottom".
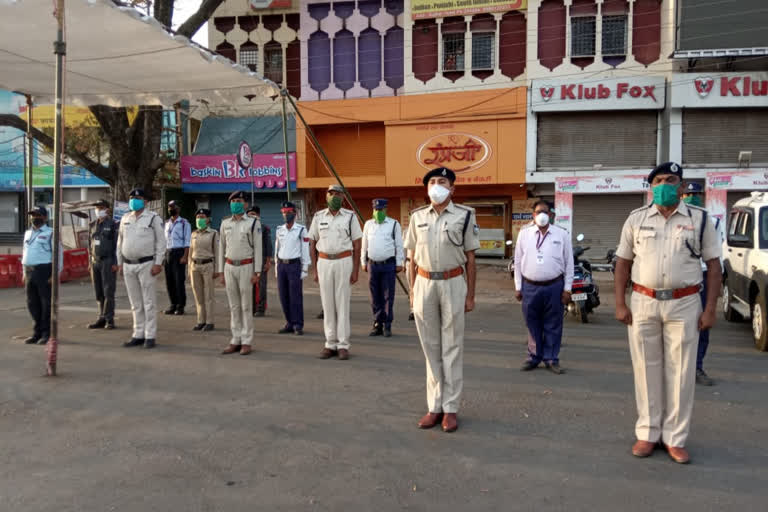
{"left": 567, "top": 234, "right": 601, "bottom": 323}
{"left": 506, "top": 240, "right": 515, "bottom": 278}
{"left": 605, "top": 248, "right": 617, "bottom": 276}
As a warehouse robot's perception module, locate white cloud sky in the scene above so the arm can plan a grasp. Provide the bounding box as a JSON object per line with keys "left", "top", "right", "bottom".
{"left": 173, "top": 0, "right": 209, "bottom": 47}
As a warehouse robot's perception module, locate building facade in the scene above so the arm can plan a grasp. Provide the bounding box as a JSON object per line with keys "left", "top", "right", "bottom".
{"left": 206, "top": 0, "right": 768, "bottom": 258}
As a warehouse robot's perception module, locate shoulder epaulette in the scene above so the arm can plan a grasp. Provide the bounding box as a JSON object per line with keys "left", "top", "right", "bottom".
{"left": 410, "top": 205, "right": 429, "bottom": 214}
{"left": 629, "top": 205, "right": 652, "bottom": 216}
{"left": 454, "top": 204, "right": 474, "bottom": 212}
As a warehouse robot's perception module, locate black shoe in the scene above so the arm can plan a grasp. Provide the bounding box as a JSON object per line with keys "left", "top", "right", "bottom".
{"left": 545, "top": 362, "right": 564, "bottom": 375}
{"left": 174, "top": 308, "right": 185, "bottom": 316}
{"left": 143, "top": 339, "right": 156, "bottom": 349}
{"left": 369, "top": 325, "right": 383, "bottom": 337}
{"left": 36, "top": 337, "right": 49, "bottom": 345}
{"left": 408, "top": 312, "right": 414, "bottom": 321}
{"left": 164, "top": 307, "right": 176, "bottom": 315}
{"left": 520, "top": 361, "right": 539, "bottom": 371}
{"left": 384, "top": 327, "right": 392, "bottom": 338}
{"left": 203, "top": 324, "right": 214, "bottom": 332}
{"left": 24, "top": 336, "right": 39, "bottom": 345}
{"left": 316, "top": 311, "right": 324, "bottom": 319}
{"left": 254, "top": 311, "right": 265, "bottom": 317}
{"left": 193, "top": 323, "right": 205, "bottom": 331}
{"left": 88, "top": 319, "right": 106, "bottom": 329}
{"left": 123, "top": 337, "right": 144, "bottom": 347}
{"left": 278, "top": 327, "right": 293, "bottom": 334}
{"left": 105, "top": 322, "right": 115, "bottom": 330}
{"left": 294, "top": 328, "right": 304, "bottom": 336}
{"left": 696, "top": 369, "right": 714, "bottom": 386}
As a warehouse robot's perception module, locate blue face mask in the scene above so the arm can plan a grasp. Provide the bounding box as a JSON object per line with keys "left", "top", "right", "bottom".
{"left": 230, "top": 201, "right": 245, "bottom": 215}
{"left": 129, "top": 198, "right": 144, "bottom": 211}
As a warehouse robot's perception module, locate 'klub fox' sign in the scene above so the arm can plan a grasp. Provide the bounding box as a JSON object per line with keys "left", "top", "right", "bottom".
{"left": 531, "top": 77, "right": 666, "bottom": 112}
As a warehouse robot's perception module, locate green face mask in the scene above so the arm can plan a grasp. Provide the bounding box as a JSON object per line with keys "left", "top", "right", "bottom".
{"left": 683, "top": 195, "right": 703, "bottom": 207}
{"left": 327, "top": 195, "right": 342, "bottom": 211}
{"left": 230, "top": 201, "right": 245, "bottom": 215}
{"left": 652, "top": 183, "right": 680, "bottom": 207}
{"left": 373, "top": 210, "right": 386, "bottom": 223}
{"left": 196, "top": 218, "right": 208, "bottom": 230}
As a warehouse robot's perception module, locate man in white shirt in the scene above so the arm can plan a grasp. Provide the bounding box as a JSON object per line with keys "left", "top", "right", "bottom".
{"left": 274, "top": 201, "right": 311, "bottom": 335}
{"left": 361, "top": 198, "right": 404, "bottom": 337}
{"left": 514, "top": 200, "right": 574, "bottom": 374}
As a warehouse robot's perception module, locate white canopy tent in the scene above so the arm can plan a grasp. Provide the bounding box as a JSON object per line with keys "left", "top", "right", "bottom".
{"left": 0, "top": 0, "right": 278, "bottom": 105}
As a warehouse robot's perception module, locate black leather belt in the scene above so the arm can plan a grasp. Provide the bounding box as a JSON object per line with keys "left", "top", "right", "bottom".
{"left": 123, "top": 256, "right": 154, "bottom": 265}
{"left": 370, "top": 257, "right": 396, "bottom": 265}
{"left": 193, "top": 258, "right": 213, "bottom": 265}
{"left": 523, "top": 275, "right": 564, "bottom": 287}
{"left": 278, "top": 258, "right": 301, "bottom": 265}
{"left": 24, "top": 263, "right": 51, "bottom": 271}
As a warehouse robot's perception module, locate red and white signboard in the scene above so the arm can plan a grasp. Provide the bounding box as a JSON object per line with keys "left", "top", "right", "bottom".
{"left": 531, "top": 77, "right": 666, "bottom": 112}
{"left": 554, "top": 175, "right": 651, "bottom": 233}
{"left": 705, "top": 170, "right": 768, "bottom": 224}
{"left": 671, "top": 72, "right": 768, "bottom": 108}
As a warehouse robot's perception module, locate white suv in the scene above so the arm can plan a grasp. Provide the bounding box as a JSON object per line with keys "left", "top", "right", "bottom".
{"left": 722, "top": 192, "right": 768, "bottom": 351}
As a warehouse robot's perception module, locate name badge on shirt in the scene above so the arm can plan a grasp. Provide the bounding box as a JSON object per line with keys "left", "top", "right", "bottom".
{"left": 536, "top": 254, "right": 545, "bottom": 265}
{"left": 94, "top": 240, "right": 101, "bottom": 246}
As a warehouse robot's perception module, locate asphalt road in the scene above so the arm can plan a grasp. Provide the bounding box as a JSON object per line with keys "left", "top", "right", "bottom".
{"left": 0, "top": 267, "right": 766, "bottom": 511}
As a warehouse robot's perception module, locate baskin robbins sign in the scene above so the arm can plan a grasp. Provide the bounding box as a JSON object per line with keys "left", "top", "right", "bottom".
{"left": 532, "top": 76, "right": 666, "bottom": 112}
{"left": 181, "top": 153, "right": 297, "bottom": 189}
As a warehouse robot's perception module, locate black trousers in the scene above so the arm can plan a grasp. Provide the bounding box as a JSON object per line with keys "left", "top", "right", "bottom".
{"left": 164, "top": 248, "right": 187, "bottom": 309}
{"left": 25, "top": 263, "right": 52, "bottom": 338}
{"left": 92, "top": 257, "right": 117, "bottom": 322}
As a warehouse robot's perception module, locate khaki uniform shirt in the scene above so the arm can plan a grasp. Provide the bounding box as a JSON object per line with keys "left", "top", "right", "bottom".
{"left": 616, "top": 201, "right": 721, "bottom": 289}
{"left": 190, "top": 228, "right": 219, "bottom": 271}
{"left": 308, "top": 208, "right": 363, "bottom": 254}
{"left": 217, "top": 215, "right": 263, "bottom": 274}
{"left": 404, "top": 201, "right": 481, "bottom": 272}
{"left": 117, "top": 209, "right": 166, "bottom": 265}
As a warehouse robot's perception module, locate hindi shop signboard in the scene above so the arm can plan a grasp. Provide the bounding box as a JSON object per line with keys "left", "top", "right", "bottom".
{"left": 531, "top": 77, "right": 666, "bottom": 112}
{"left": 670, "top": 72, "right": 768, "bottom": 108}
{"left": 412, "top": 0, "right": 526, "bottom": 20}
{"left": 181, "top": 153, "right": 297, "bottom": 189}
{"left": 705, "top": 170, "right": 768, "bottom": 224}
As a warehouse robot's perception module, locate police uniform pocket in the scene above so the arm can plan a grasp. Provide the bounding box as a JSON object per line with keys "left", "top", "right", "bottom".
{"left": 636, "top": 230, "right": 657, "bottom": 254}
{"left": 443, "top": 221, "right": 464, "bottom": 247}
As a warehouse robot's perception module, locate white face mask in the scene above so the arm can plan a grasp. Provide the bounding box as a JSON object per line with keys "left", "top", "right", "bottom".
{"left": 428, "top": 184, "right": 451, "bottom": 205}
{"left": 96, "top": 209, "right": 107, "bottom": 219}
{"left": 534, "top": 212, "right": 550, "bottom": 227}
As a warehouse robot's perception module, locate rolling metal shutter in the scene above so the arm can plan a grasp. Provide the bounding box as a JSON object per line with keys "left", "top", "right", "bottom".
{"left": 683, "top": 109, "right": 768, "bottom": 165}
{"left": 537, "top": 111, "right": 658, "bottom": 170}
{"left": 571, "top": 193, "right": 647, "bottom": 260}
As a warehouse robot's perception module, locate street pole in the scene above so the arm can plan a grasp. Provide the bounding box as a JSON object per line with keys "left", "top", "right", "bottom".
{"left": 47, "top": 0, "right": 66, "bottom": 377}
{"left": 280, "top": 89, "right": 291, "bottom": 202}
{"left": 26, "top": 95, "right": 34, "bottom": 226}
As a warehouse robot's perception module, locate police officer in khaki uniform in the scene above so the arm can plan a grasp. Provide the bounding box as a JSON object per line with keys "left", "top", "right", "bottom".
{"left": 615, "top": 162, "right": 721, "bottom": 464}
{"left": 405, "top": 167, "right": 480, "bottom": 433}
{"left": 308, "top": 184, "right": 363, "bottom": 360}
{"left": 116, "top": 188, "right": 166, "bottom": 349}
{"left": 190, "top": 208, "right": 220, "bottom": 332}
{"left": 218, "top": 190, "right": 262, "bottom": 356}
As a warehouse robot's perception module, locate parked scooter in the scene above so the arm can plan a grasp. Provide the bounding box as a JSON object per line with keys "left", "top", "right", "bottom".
{"left": 567, "top": 234, "right": 601, "bottom": 323}
{"left": 506, "top": 240, "right": 515, "bottom": 278}
{"left": 605, "top": 248, "right": 617, "bottom": 276}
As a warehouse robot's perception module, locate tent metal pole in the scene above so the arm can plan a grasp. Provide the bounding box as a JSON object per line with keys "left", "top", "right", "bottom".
{"left": 47, "top": 0, "right": 66, "bottom": 376}
{"left": 26, "top": 95, "right": 34, "bottom": 225}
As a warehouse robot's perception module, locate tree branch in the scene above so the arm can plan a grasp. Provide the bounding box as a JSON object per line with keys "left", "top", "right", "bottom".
{"left": 176, "top": 0, "right": 226, "bottom": 39}
{"left": 0, "top": 113, "right": 111, "bottom": 183}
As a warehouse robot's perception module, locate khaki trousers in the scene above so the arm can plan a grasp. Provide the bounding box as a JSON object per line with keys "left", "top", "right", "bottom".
{"left": 317, "top": 257, "right": 353, "bottom": 350}
{"left": 628, "top": 292, "right": 701, "bottom": 447}
{"left": 413, "top": 274, "right": 467, "bottom": 414}
{"left": 123, "top": 261, "right": 157, "bottom": 339}
{"left": 225, "top": 263, "right": 254, "bottom": 345}
{"left": 190, "top": 262, "right": 214, "bottom": 325}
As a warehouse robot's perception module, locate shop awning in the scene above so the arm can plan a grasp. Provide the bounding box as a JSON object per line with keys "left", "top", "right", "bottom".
{"left": 0, "top": 0, "right": 278, "bottom": 106}
{"left": 193, "top": 115, "right": 296, "bottom": 155}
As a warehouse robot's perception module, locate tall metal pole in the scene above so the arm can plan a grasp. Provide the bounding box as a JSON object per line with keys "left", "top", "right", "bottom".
{"left": 280, "top": 89, "right": 292, "bottom": 202}
{"left": 47, "top": 0, "right": 66, "bottom": 377}
{"left": 25, "top": 95, "right": 34, "bottom": 226}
